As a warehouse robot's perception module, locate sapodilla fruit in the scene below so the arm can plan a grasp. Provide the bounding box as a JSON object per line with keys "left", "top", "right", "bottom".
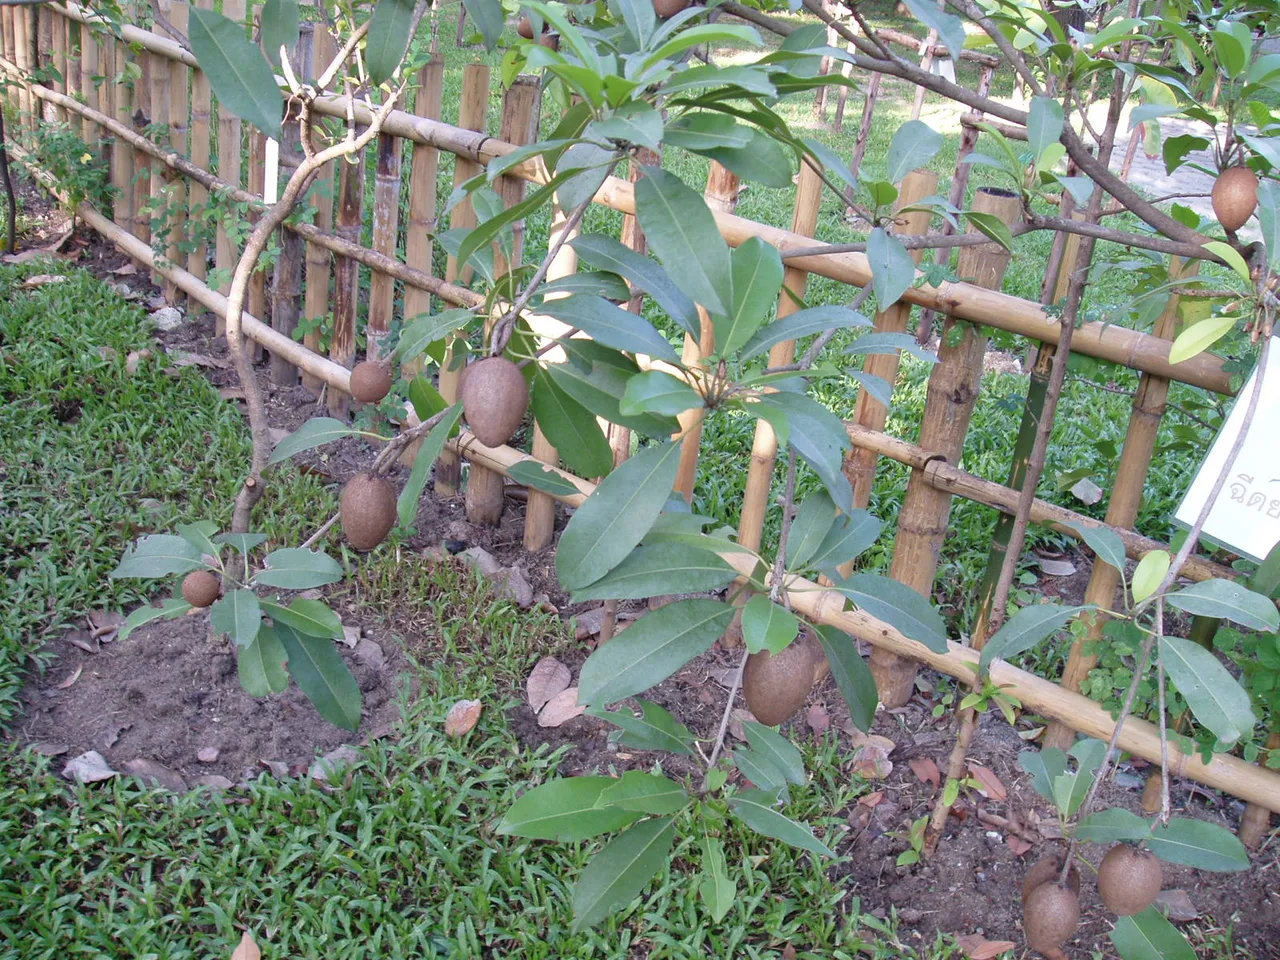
{"left": 517, "top": 15, "right": 536, "bottom": 38}
{"left": 340, "top": 473, "right": 397, "bottom": 551}
{"left": 1097, "top": 843, "right": 1163, "bottom": 917}
{"left": 1212, "top": 166, "right": 1259, "bottom": 232}
{"left": 1022, "top": 881, "right": 1081, "bottom": 954}
{"left": 653, "top": 0, "right": 691, "bottom": 17}
{"left": 539, "top": 32, "right": 560, "bottom": 50}
{"left": 182, "top": 570, "right": 221, "bottom": 608}
{"left": 1021, "top": 855, "right": 1081, "bottom": 902}
{"left": 460, "top": 356, "right": 529, "bottom": 448}
{"left": 349, "top": 361, "right": 392, "bottom": 404}
{"left": 743, "top": 625, "right": 823, "bottom": 726}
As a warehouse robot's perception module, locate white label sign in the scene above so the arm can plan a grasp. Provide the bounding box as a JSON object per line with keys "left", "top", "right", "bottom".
{"left": 1174, "top": 335, "right": 1280, "bottom": 563}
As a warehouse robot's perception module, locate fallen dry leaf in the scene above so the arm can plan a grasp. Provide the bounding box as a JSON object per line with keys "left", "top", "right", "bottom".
{"left": 163, "top": 348, "right": 231, "bottom": 369}
{"left": 526, "top": 656, "right": 571, "bottom": 713}
{"left": 782, "top": 945, "right": 797, "bottom": 960}
{"left": 852, "top": 744, "right": 893, "bottom": 779}
{"left": 101, "top": 722, "right": 131, "bottom": 749}
{"left": 728, "top": 707, "right": 755, "bottom": 742}
{"left": 112, "top": 262, "right": 139, "bottom": 276}
{"left": 62, "top": 750, "right": 117, "bottom": 784}
{"left": 967, "top": 763, "right": 1008, "bottom": 801}
{"left": 859, "top": 790, "right": 885, "bottom": 808}
{"left": 62, "top": 628, "right": 98, "bottom": 654}
{"left": 309, "top": 745, "right": 360, "bottom": 782}
{"left": 88, "top": 609, "right": 125, "bottom": 640}
{"left": 126, "top": 349, "right": 153, "bottom": 375}
{"left": 910, "top": 757, "right": 941, "bottom": 789}
{"left": 1155, "top": 888, "right": 1199, "bottom": 922}
{"left": 574, "top": 605, "right": 607, "bottom": 639}
{"left": 1007, "top": 835, "right": 1033, "bottom": 856}
{"left": 955, "top": 933, "right": 1017, "bottom": 959}
{"left": 230, "top": 930, "right": 261, "bottom": 960}
{"left": 55, "top": 665, "right": 83, "bottom": 690}
{"left": 31, "top": 742, "right": 69, "bottom": 757}
{"left": 123, "top": 758, "right": 188, "bottom": 792}
{"left": 806, "top": 703, "right": 830, "bottom": 735}
{"left": 537, "top": 687, "right": 585, "bottom": 728}
{"left": 259, "top": 759, "right": 289, "bottom": 779}
{"left": 445, "top": 698, "right": 483, "bottom": 737}
{"left": 22, "top": 273, "right": 67, "bottom": 288}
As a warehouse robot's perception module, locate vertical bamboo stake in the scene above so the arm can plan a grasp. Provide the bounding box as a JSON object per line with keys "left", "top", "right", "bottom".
{"left": 96, "top": 29, "right": 113, "bottom": 135}
{"left": 365, "top": 129, "right": 404, "bottom": 364}
{"left": 1, "top": 8, "right": 13, "bottom": 94}
{"left": 63, "top": 13, "right": 77, "bottom": 109}
{"left": 188, "top": 0, "right": 213, "bottom": 281}
{"left": 328, "top": 135, "right": 364, "bottom": 417}
{"left": 215, "top": 0, "right": 246, "bottom": 324}
{"left": 36, "top": 7, "right": 54, "bottom": 124}
{"left": 466, "top": 76, "right": 540, "bottom": 527}
{"left": 673, "top": 162, "right": 740, "bottom": 503}
{"left": 848, "top": 72, "right": 881, "bottom": 212}
{"left": 147, "top": 17, "right": 169, "bottom": 288}
{"left": 871, "top": 187, "right": 1022, "bottom": 708}
{"left": 246, "top": 129, "right": 267, "bottom": 362}
{"left": 80, "top": 17, "right": 98, "bottom": 145}
{"left": 130, "top": 26, "right": 151, "bottom": 266}
{"left": 813, "top": 0, "right": 837, "bottom": 123}
{"left": 51, "top": 7, "right": 66, "bottom": 122}
{"left": 844, "top": 169, "right": 939, "bottom": 517}
{"left": 301, "top": 21, "right": 337, "bottom": 396}
{"left": 269, "top": 22, "right": 308, "bottom": 386}
{"left": 13, "top": 5, "right": 31, "bottom": 134}
{"left": 436, "top": 62, "right": 490, "bottom": 495}
{"left": 111, "top": 36, "right": 133, "bottom": 239}
{"left": 1239, "top": 731, "right": 1280, "bottom": 848}
{"left": 1043, "top": 256, "right": 1197, "bottom": 750}
{"left": 910, "top": 29, "right": 938, "bottom": 121}
{"left": 832, "top": 40, "right": 855, "bottom": 132}
{"left": 162, "top": 0, "right": 189, "bottom": 305}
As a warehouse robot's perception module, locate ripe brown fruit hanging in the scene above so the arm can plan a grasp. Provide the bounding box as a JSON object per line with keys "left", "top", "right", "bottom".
{"left": 539, "top": 32, "right": 560, "bottom": 50}
{"left": 1097, "top": 843, "right": 1163, "bottom": 917}
{"left": 1212, "top": 166, "right": 1259, "bottom": 232}
{"left": 182, "top": 570, "right": 221, "bottom": 608}
{"left": 349, "top": 361, "right": 392, "bottom": 404}
{"left": 460, "top": 356, "right": 529, "bottom": 448}
{"left": 517, "top": 15, "right": 535, "bottom": 38}
{"left": 743, "top": 626, "right": 823, "bottom": 726}
{"left": 340, "top": 473, "right": 397, "bottom": 551}
{"left": 653, "top": 0, "right": 691, "bottom": 17}
{"left": 1022, "top": 881, "right": 1080, "bottom": 954}
{"left": 1021, "top": 855, "right": 1081, "bottom": 902}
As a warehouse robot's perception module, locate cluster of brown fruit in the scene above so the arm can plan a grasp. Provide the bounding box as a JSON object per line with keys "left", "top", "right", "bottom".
{"left": 1212, "top": 166, "right": 1259, "bottom": 233}
{"left": 516, "top": 0, "right": 690, "bottom": 42}
{"left": 1022, "top": 845, "right": 1162, "bottom": 956}
{"left": 743, "top": 625, "right": 829, "bottom": 726}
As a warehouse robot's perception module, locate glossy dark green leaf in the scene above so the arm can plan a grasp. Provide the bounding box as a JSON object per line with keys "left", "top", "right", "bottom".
{"left": 635, "top": 168, "right": 732, "bottom": 316}
{"left": 728, "top": 789, "right": 834, "bottom": 857}
{"left": 588, "top": 699, "right": 696, "bottom": 755}
{"left": 698, "top": 835, "right": 736, "bottom": 922}
{"left": 189, "top": 7, "right": 282, "bottom": 138}
{"left": 498, "top": 776, "right": 643, "bottom": 841}
{"left": 118, "top": 598, "right": 193, "bottom": 642}
{"left": 1075, "top": 808, "right": 1150, "bottom": 844}
{"left": 702, "top": 129, "right": 794, "bottom": 189}
{"left": 110, "top": 535, "right": 204, "bottom": 579}
{"left": 210, "top": 589, "right": 262, "bottom": 648}
{"left": 259, "top": 0, "right": 298, "bottom": 68}
{"left": 835, "top": 573, "right": 948, "bottom": 652}
{"left": 963, "top": 211, "right": 1015, "bottom": 253}
{"left": 507, "top": 460, "right": 584, "bottom": 498}
{"left": 980, "top": 604, "right": 1089, "bottom": 674}
{"left": 588, "top": 103, "right": 662, "bottom": 152}
{"left": 530, "top": 369, "right": 614, "bottom": 480}
{"left": 571, "top": 543, "right": 736, "bottom": 602}
{"left": 1147, "top": 817, "right": 1249, "bottom": 871}
{"left": 620, "top": 370, "right": 704, "bottom": 418}
{"left": 717, "top": 237, "right": 783, "bottom": 356}
{"left": 1159, "top": 635, "right": 1256, "bottom": 746}
{"left": 255, "top": 548, "right": 343, "bottom": 589}
{"left": 570, "top": 817, "right": 675, "bottom": 933}
{"left": 1110, "top": 906, "right": 1197, "bottom": 960}
{"left": 867, "top": 227, "right": 917, "bottom": 308}
{"left": 740, "top": 305, "right": 870, "bottom": 361}
{"left": 260, "top": 597, "right": 342, "bottom": 640}
{"left": 276, "top": 623, "right": 361, "bottom": 731}
{"left": 598, "top": 771, "right": 689, "bottom": 815}
{"left": 741, "top": 594, "right": 800, "bottom": 655}
{"left": 570, "top": 234, "right": 699, "bottom": 336}
{"left": 885, "top": 117, "right": 944, "bottom": 182}
{"left": 239, "top": 624, "right": 289, "bottom": 696}
{"left": 610, "top": 0, "right": 656, "bottom": 49}
{"left": 1027, "top": 96, "right": 1065, "bottom": 165}
{"left": 398, "top": 309, "right": 475, "bottom": 364}
{"left": 786, "top": 492, "right": 838, "bottom": 569}
{"left": 215, "top": 533, "right": 268, "bottom": 554}
{"left": 843, "top": 331, "right": 938, "bottom": 362}
{"left": 538, "top": 295, "right": 679, "bottom": 362}
{"left": 815, "top": 624, "right": 878, "bottom": 731}
{"left": 807, "top": 509, "right": 882, "bottom": 576}
{"left": 732, "top": 744, "right": 789, "bottom": 794}
{"left": 743, "top": 721, "right": 806, "bottom": 785}
{"left": 539, "top": 271, "right": 632, "bottom": 302}
{"left": 462, "top": 0, "right": 504, "bottom": 50}
{"left": 267, "top": 417, "right": 358, "bottom": 464}
{"left": 548, "top": 341, "right": 681, "bottom": 436}
{"left": 176, "top": 520, "right": 220, "bottom": 561}
{"left": 760, "top": 391, "right": 853, "bottom": 515}
{"left": 1019, "top": 746, "right": 1068, "bottom": 802}
{"left": 398, "top": 403, "right": 466, "bottom": 526}
{"left": 1166, "top": 578, "right": 1280, "bottom": 632}
{"left": 1066, "top": 521, "right": 1128, "bottom": 576}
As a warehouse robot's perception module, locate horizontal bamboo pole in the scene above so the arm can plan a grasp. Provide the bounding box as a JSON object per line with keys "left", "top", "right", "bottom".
{"left": 875, "top": 26, "right": 1001, "bottom": 66}
{"left": 959, "top": 112, "right": 1029, "bottom": 142}
{"left": 845, "top": 423, "right": 1237, "bottom": 584}
{"left": 39, "top": 13, "right": 1233, "bottom": 395}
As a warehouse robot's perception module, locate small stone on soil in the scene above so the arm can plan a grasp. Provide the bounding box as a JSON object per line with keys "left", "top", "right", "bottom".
{"left": 123, "top": 758, "right": 188, "bottom": 792}
{"left": 197, "top": 747, "right": 219, "bottom": 763}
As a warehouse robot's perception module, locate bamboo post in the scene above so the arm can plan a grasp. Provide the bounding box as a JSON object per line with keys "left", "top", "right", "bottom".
{"left": 435, "top": 62, "right": 490, "bottom": 495}
{"left": 36, "top": 6, "right": 54, "bottom": 124}
{"left": 1240, "top": 731, "right": 1280, "bottom": 848}
{"left": 131, "top": 33, "right": 152, "bottom": 267}
{"left": 79, "top": 17, "right": 97, "bottom": 145}
{"left": 1, "top": 7, "right": 13, "bottom": 105}
{"left": 365, "top": 133, "right": 403, "bottom": 364}
{"left": 247, "top": 128, "right": 267, "bottom": 362}
{"left": 871, "top": 187, "right": 1022, "bottom": 707}
{"left": 844, "top": 168, "right": 939, "bottom": 518}
{"left": 13, "top": 4, "right": 31, "bottom": 134}
{"left": 1042, "top": 255, "right": 1197, "bottom": 750}
{"left": 301, "top": 22, "right": 337, "bottom": 396}
{"left": 813, "top": 0, "right": 837, "bottom": 123}
{"left": 327, "top": 128, "right": 363, "bottom": 417}
{"left": 146, "top": 15, "right": 169, "bottom": 287}
{"left": 187, "top": 0, "right": 213, "bottom": 281}
{"left": 62, "top": 11, "right": 76, "bottom": 113}
{"left": 674, "top": 162, "right": 741, "bottom": 502}
{"left": 910, "top": 28, "right": 938, "bottom": 121}
{"left": 50, "top": 6, "right": 65, "bottom": 122}
{"left": 466, "top": 76, "right": 539, "bottom": 527}
{"left": 111, "top": 34, "right": 132, "bottom": 238}
{"left": 832, "top": 39, "right": 855, "bottom": 132}
{"left": 269, "top": 22, "right": 308, "bottom": 386}
{"left": 215, "top": 0, "right": 246, "bottom": 322}
{"left": 162, "top": 0, "right": 189, "bottom": 305}
{"left": 848, "top": 72, "right": 881, "bottom": 213}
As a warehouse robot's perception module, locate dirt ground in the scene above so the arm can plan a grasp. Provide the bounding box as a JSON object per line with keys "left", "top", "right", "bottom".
{"left": 9, "top": 186, "right": 1280, "bottom": 957}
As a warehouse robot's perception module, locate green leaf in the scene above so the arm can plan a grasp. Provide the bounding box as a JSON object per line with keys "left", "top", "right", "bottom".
{"left": 732, "top": 744, "right": 789, "bottom": 794}
{"left": 717, "top": 237, "right": 783, "bottom": 356}
{"left": 1167, "top": 578, "right": 1279, "bottom": 632}
{"left": 815, "top": 625, "right": 877, "bottom": 732}
{"left": 897, "top": 0, "right": 966, "bottom": 87}
{"left": 1147, "top": 817, "right": 1249, "bottom": 871}
{"left": 458, "top": 180, "right": 562, "bottom": 273}
{"left": 238, "top": 624, "right": 289, "bottom": 696}
{"left": 259, "top": 0, "right": 298, "bottom": 68}
{"left": 635, "top": 168, "right": 732, "bottom": 316}
{"left": 500, "top": 776, "right": 644, "bottom": 841}
{"left": 261, "top": 597, "right": 343, "bottom": 640}
{"left": 1066, "top": 521, "right": 1128, "bottom": 576}
{"left": 740, "top": 305, "right": 870, "bottom": 361}
{"left": 110, "top": 535, "right": 204, "bottom": 579}
{"left": 1131, "top": 551, "right": 1170, "bottom": 603}
{"left": 598, "top": 771, "right": 689, "bottom": 815}
{"left": 834, "top": 574, "right": 948, "bottom": 653}
{"left": 1110, "top": 907, "right": 1198, "bottom": 960}
{"left": 610, "top": 0, "right": 656, "bottom": 50}
{"left": 275, "top": 623, "right": 361, "bottom": 731}
{"left": 867, "top": 227, "right": 916, "bottom": 307}
{"left": 549, "top": 341, "right": 681, "bottom": 436}
{"left": 1027, "top": 96, "right": 1064, "bottom": 166}
{"left": 188, "top": 7, "right": 282, "bottom": 138}
{"left": 398, "top": 403, "right": 466, "bottom": 526}
{"left": 662, "top": 63, "right": 776, "bottom": 98}
{"left": 1075, "top": 808, "right": 1150, "bottom": 844}
{"left": 980, "top": 604, "right": 1089, "bottom": 674}
{"left": 741, "top": 595, "right": 801, "bottom": 655}
{"left": 530, "top": 369, "right": 614, "bottom": 480}
{"left": 365, "top": 0, "right": 416, "bottom": 82}
{"left": 621, "top": 371, "right": 703, "bottom": 418}
{"left": 506, "top": 460, "right": 584, "bottom": 499}
{"left": 570, "top": 543, "right": 737, "bottom": 602}
{"left": 588, "top": 104, "right": 663, "bottom": 153}
{"left": 1052, "top": 769, "right": 1092, "bottom": 818}
{"left": 842, "top": 331, "right": 938, "bottom": 362}
{"left": 215, "top": 533, "right": 268, "bottom": 554}
{"left": 885, "top": 118, "right": 944, "bottom": 182}
{"left": 806, "top": 509, "right": 882, "bottom": 576}
{"left": 255, "top": 548, "right": 343, "bottom": 589}
{"left": 210, "top": 589, "right": 262, "bottom": 648}
{"left": 570, "top": 234, "right": 699, "bottom": 338}
{"left": 1019, "top": 747, "right": 1068, "bottom": 801}
{"left": 118, "top": 598, "right": 193, "bottom": 642}
{"left": 588, "top": 699, "right": 696, "bottom": 755}
{"left": 1169, "top": 314, "right": 1237, "bottom": 365}
{"left": 578, "top": 599, "right": 734, "bottom": 706}
{"left": 539, "top": 295, "right": 679, "bottom": 362}
{"left": 664, "top": 112, "right": 753, "bottom": 151}
{"left": 176, "top": 520, "right": 220, "bottom": 560}
{"left": 786, "top": 492, "right": 838, "bottom": 569}
{"left": 1158, "top": 635, "right": 1256, "bottom": 745}
{"left": 698, "top": 835, "right": 736, "bottom": 922}
{"left": 540, "top": 271, "right": 632, "bottom": 302}
{"left": 802, "top": 136, "right": 858, "bottom": 188}
{"left": 570, "top": 817, "right": 675, "bottom": 934}
{"left": 702, "top": 130, "right": 794, "bottom": 189}
{"left": 644, "top": 23, "right": 761, "bottom": 69}
{"left": 728, "top": 789, "right": 834, "bottom": 857}
{"left": 760, "top": 392, "right": 854, "bottom": 515}
{"left": 1212, "top": 21, "right": 1249, "bottom": 79}
{"left": 963, "top": 211, "right": 1015, "bottom": 253}
{"left": 397, "top": 308, "right": 475, "bottom": 363}
{"left": 267, "top": 417, "right": 358, "bottom": 464}
{"left": 1201, "top": 241, "right": 1251, "bottom": 284}
{"left": 744, "top": 722, "right": 806, "bottom": 785}
{"left": 556, "top": 441, "right": 683, "bottom": 590}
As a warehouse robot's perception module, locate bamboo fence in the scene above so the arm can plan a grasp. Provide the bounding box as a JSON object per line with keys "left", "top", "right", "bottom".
{"left": 6, "top": 6, "right": 1279, "bottom": 828}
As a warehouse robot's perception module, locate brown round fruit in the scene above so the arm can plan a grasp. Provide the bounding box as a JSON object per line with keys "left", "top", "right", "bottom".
{"left": 1021, "top": 855, "right": 1081, "bottom": 902}
{"left": 1097, "top": 843, "right": 1163, "bottom": 917}
{"left": 460, "top": 356, "right": 529, "bottom": 448}
{"left": 517, "top": 15, "right": 535, "bottom": 38}
{"left": 340, "top": 473, "right": 397, "bottom": 551}
{"left": 1023, "top": 881, "right": 1081, "bottom": 954}
{"left": 182, "top": 570, "right": 221, "bottom": 608}
{"left": 743, "top": 626, "right": 822, "bottom": 726}
{"left": 349, "top": 361, "right": 392, "bottom": 404}
{"left": 1212, "top": 166, "right": 1259, "bottom": 232}
{"left": 539, "top": 31, "right": 560, "bottom": 50}
{"left": 653, "top": 0, "right": 691, "bottom": 17}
